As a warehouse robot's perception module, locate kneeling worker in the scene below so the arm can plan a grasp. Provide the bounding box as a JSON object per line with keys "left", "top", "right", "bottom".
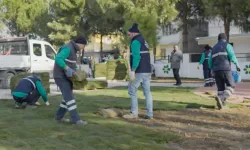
{"left": 12, "top": 74, "right": 49, "bottom": 109}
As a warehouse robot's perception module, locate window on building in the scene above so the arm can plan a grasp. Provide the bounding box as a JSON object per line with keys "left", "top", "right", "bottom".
{"left": 190, "top": 54, "right": 202, "bottom": 62}
{"left": 160, "top": 48, "right": 166, "bottom": 57}
{"left": 161, "top": 23, "right": 178, "bottom": 36}
{"left": 194, "top": 20, "right": 209, "bottom": 37}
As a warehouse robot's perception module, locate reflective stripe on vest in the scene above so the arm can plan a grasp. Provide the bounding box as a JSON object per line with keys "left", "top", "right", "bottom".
{"left": 130, "top": 51, "right": 149, "bottom": 55}
{"left": 212, "top": 52, "right": 227, "bottom": 58}
{"left": 65, "top": 59, "right": 77, "bottom": 63}
{"left": 23, "top": 78, "right": 36, "bottom": 89}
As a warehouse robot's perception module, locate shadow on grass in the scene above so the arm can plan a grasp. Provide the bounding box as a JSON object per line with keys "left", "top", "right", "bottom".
{"left": 109, "top": 86, "right": 195, "bottom": 93}
{"left": 70, "top": 94, "right": 216, "bottom": 113}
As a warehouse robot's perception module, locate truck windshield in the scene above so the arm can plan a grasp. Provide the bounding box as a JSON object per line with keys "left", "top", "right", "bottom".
{"left": 0, "top": 40, "right": 28, "bottom": 55}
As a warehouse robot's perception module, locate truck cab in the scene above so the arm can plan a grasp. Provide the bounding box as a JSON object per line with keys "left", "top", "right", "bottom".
{"left": 0, "top": 37, "right": 57, "bottom": 89}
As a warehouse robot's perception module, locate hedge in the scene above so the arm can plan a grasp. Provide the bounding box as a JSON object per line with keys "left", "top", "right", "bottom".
{"left": 73, "top": 79, "right": 108, "bottom": 90}
{"left": 72, "top": 71, "right": 107, "bottom": 90}
{"left": 85, "top": 80, "right": 108, "bottom": 90}
{"left": 10, "top": 72, "right": 50, "bottom": 93}
{"left": 106, "top": 59, "right": 129, "bottom": 80}
{"left": 94, "top": 59, "right": 129, "bottom": 80}
{"left": 94, "top": 63, "right": 107, "bottom": 78}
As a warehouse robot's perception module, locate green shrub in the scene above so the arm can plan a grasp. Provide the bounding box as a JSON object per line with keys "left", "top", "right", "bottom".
{"left": 94, "top": 63, "right": 107, "bottom": 78}
{"left": 85, "top": 80, "right": 108, "bottom": 90}
{"left": 73, "top": 79, "right": 108, "bottom": 90}
{"left": 106, "top": 59, "right": 128, "bottom": 80}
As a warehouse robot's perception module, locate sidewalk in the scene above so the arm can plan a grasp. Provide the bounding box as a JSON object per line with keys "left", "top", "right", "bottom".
{"left": 194, "top": 82, "right": 250, "bottom": 99}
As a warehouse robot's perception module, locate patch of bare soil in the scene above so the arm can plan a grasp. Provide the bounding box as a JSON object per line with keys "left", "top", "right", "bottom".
{"left": 123, "top": 108, "right": 250, "bottom": 150}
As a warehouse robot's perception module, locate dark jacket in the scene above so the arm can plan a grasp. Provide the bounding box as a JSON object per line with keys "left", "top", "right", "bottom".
{"left": 130, "top": 34, "right": 151, "bottom": 73}
{"left": 53, "top": 40, "right": 79, "bottom": 78}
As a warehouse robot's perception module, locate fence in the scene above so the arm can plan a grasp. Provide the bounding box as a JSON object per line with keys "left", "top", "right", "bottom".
{"left": 154, "top": 53, "right": 250, "bottom": 80}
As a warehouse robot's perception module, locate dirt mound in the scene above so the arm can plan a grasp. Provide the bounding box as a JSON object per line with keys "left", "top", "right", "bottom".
{"left": 122, "top": 108, "right": 250, "bottom": 150}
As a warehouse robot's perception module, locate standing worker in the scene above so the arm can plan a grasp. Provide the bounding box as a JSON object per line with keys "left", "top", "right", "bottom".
{"left": 209, "top": 33, "right": 240, "bottom": 109}
{"left": 170, "top": 45, "right": 183, "bottom": 86}
{"left": 123, "top": 23, "right": 153, "bottom": 119}
{"left": 12, "top": 74, "right": 49, "bottom": 109}
{"left": 197, "top": 45, "right": 215, "bottom": 87}
{"left": 53, "top": 36, "right": 88, "bottom": 125}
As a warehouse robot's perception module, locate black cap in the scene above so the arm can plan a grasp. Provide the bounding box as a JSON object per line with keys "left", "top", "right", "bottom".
{"left": 74, "top": 36, "right": 88, "bottom": 45}
{"left": 128, "top": 23, "right": 140, "bottom": 33}
{"left": 204, "top": 44, "right": 211, "bottom": 50}
{"left": 218, "top": 33, "right": 227, "bottom": 40}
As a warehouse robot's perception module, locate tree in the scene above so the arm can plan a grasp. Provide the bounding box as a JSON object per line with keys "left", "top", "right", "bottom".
{"left": 0, "top": 11, "right": 4, "bottom": 33}
{"left": 176, "top": 0, "right": 205, "bottom": 53}
{"left": 0, "top": 0, "right": 49, "bottom": 37}
{"left": 47, "top": 0, "right": 86, "bottom": 46}
{"left": 234, "top": 1, "right": 250, "bottom": 33}
{"left": 202, "top": 0, "right": 248, "bottom": 42}
{"left": 83, "top": 0, "right": 125, "bottom": 58}
{"left": 122, "top": 0, "right": 178, "bottom": 55}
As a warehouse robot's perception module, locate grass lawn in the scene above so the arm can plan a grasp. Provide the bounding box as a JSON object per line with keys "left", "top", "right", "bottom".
{"left": 0, "top": 87, "right": 240, "bottom": 150}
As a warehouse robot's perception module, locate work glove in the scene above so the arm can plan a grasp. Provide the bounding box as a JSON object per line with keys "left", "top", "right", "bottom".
{"left": 45, "top": 101, "right": 50, "bottom": 106}
{"left": 35, "top": 102, "right": 41, "bottom": 106}
{"left": 236, "top": 67, "right": 241, "bottom": 72}
{"left": 129, "top": 71, "right": 136, "bottom": 81}
{"left": 64, "top": 66, "right": 75, "bottom": 78}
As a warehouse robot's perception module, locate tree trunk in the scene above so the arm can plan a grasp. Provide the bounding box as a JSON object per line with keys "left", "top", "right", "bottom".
{"left": 81, "top": 49, "right": 85, "bottom": 64}
{"left": 153, "top": 43, "right": 156, "bottom": 63}
{"left": 223, "top": 16, "right": 230, "bottom": 42}
{"left": 100, "top": 34, "right": 103, "bottom": 61}
{"left": 182, "top": 1, "right": 188, "bottom": 53}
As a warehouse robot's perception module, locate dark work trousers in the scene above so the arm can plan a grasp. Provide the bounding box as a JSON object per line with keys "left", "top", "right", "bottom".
{"left": 203, "top": 69, "right": 214, "bottom": 84}
{"left": 13, "top": 89, "right": 40, "bottom": 105}
{"left": 54, "top": 77, "right": 80, "bottom": 123}
{"left": 173, "top": 68, "right": 181, "bottom": 84}
{"left": 214, "top": 71, "right": 235, "bottom": 98}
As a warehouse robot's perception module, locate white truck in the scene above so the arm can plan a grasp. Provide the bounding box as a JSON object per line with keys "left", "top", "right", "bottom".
{"left": 0, "top": 37, "right": 57, "bottom": 89}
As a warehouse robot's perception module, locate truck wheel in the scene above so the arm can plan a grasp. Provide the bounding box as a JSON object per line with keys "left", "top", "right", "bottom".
{"left": 2, "top": 73, "right": 15, "bottom": 89}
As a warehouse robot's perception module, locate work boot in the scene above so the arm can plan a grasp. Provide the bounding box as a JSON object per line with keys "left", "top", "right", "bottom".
{"left": 215, "top": 95, "right": 223, "bottom": 110}
{"left": 14, "top": 102, "right": 26, "bottom": 109}
{"left": 222, "top": 100, "right": 228, "bottom": 108}
{"left": 210, "top": 82, "right": 215, "bottom": 87}
{"left": 75, "top": 120, "right": 88, "bottom": 126}
{"left": 56, "top": 118, "right": 71, "bottom": 123}
{"left": 144, "top": 115, "right": 153, "bottom": 120}
{"left": 222, "top": 93, "right": 230, "bottom": 109}
{"left": 123, "top": 113, "right": 138, "bottom": 119}
{"left": 26, "top": 105, "right": 38, "bottom": 109}
{"left": 204, "top": 83, "right": 210, "bottom": 87}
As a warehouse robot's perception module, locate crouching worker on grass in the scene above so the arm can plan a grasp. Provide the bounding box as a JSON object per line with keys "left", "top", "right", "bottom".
{"left": 12, "top": 74, "right": 50, "bottom": 109}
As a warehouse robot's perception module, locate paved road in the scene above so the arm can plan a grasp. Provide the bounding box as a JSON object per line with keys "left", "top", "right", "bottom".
{"left": 0, "top": 81, "right": 204, "bottom": 100}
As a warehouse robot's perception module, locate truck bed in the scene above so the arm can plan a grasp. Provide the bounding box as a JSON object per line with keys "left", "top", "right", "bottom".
{"left": 0, "top": 55, "right": 30, "bottom": 70}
